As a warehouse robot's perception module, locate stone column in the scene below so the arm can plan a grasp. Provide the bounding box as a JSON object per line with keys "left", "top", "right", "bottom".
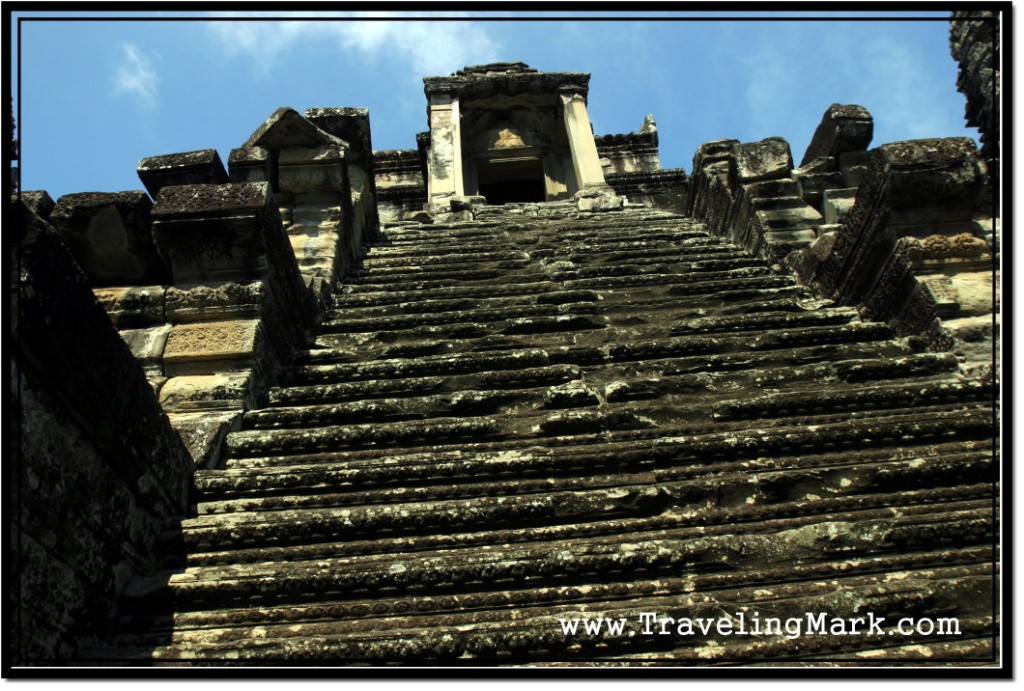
{"left": 426, "top": 90, "right": 465, "bottom": 208}
{"left": 560, "top": 89, "right": 606, "bottom": 190}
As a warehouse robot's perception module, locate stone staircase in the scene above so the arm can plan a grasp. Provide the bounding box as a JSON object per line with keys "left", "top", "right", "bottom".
{"left": 96, "top": 205, "right": 995, "bottom": 665}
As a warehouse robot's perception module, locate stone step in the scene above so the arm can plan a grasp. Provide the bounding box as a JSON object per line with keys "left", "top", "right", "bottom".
{"left": 359, "top": 248, "right": 530, "bottom": 269}
{"left": 225, "top": 416, "right": 506, "bottom": 458}
{"left": 319, "top": 303, "right": 602, "bottom": 336}
{"left": 349, "top": 257, "right": 534, "bottom": 279}
{"left": 344, "top": 270, "right": 554, "bottom": 293}
{"left": 289, "top": 347, "right": 553, "bottom": 384}
{"left": 193, "top": 450, "right": 990, "bottom": 543}
{"left": 185, "top": 482, "right": 993, "bottom": 567}
{"left": 149, "top": 503, "right": 993, "bottom": 613}
{"left": 366, "top": 233, "right": 725, "bottom": 259}
{"left": 546, "top": 258, "right": 770, "bottom": 281}
{"left": 198, "top": 435, "right": 990, "bottom": 507}
{"left": 195, "top": 466, "right": 657, "bottom": 516}
{"left": 270, "top": 363, "right": 580, "bottom": 408}
{"left": 542, "top": 244, "right": 752, "bottom": 265}
{"left": 712, "top": 377, "right": 994, "bottom": 421}
{"left": 181, "top": 483, "right": 663, "bottom": 552}
{"left": 322, "top": 289, "right": 599, "bottom": 322}
{"left": 119, "top": 556, "right": 991, "bottom": 652}
{"left": 562, "top": 271, "right": 796, "bottom": 292}
{"left": 336, "top": 279, "right": 564, "bottom": 308}
{"left": 244, "top": 386, "right": 547, "bottom": 430}
{"left": 270, "top": 343, "right": 949, "bottom": 412}
{"left": 225, "top": 403, "right": 991, "bottom": 481}
{"left": 290, "top": 324, "right": 895, "bottom": 390}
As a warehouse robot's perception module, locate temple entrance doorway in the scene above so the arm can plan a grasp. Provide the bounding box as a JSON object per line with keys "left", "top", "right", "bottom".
{"left": 475, "top": 157, "right": 547, "bottom": 205}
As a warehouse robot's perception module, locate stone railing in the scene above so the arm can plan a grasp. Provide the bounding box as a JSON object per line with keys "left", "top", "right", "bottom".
{"left": 687, "top": 136, "right": 825, "bottom": 263}
{"left": 787, "top": 137, "right": 995, "bottom": 363}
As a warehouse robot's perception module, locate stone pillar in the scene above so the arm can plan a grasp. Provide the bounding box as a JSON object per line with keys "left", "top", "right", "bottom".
{"left": 426, "top": 90, "right": 464, "bottom": 208}
{"left": 559, "top": 89, "right": 606, "bottom": 190}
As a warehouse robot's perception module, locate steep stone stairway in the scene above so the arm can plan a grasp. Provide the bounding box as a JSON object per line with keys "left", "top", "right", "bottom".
{"left": 107, "top": 205, "right": 995, "bottom": 665}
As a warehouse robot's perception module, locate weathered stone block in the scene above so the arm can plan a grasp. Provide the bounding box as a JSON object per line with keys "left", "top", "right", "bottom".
{"left": 159, "top": 372, "right": 253, "bottom": 411}
{"left": 119, "top": 324, "right": 172, "bottom": 365}
{"left": 228, "top": 146, "right": 272, "bottom": 184}
{"left": 151, "top": 182, "right": 276, "bottom": 283}
{"left": 544, "top": 380, "right": 601, "bottom": 409}
{"left": 305, "top": 107, "right": 370, "bottom": 164}
{"left": 792, "top": 156, "right": 845, "bottom": 210}
{"left": 838, "top": 150, "right": 870, "bottom": 188}
{"left": 873, "top": 138, "right": 984, "bottom": 226}
{"left": 16, "top": 190, "right": 55, "bottom": 219}
{"left": 744, "top": 178, "right": 801, "bottom": 200}
{"left": 574, "top": 187, "right": 624, "bottom": 212}
{"left": 167, "top": 411, "right": 243, "bottom": 469}
{"left": 137, "top": 149, "right": 229, "bottom": 198}
{"left": 691, "top": 138, "right": 739, "bottom": 173}
{"left": 823, "top": 187, "right": 858, "bottom": 224}
{"left": 50, "top": 191, "right": 168, "bottom": 286}
{"left": 903, "top": 232, "right": 989, "bottom": 265}
{"left": 278, "top": 146, "right": 347, "bottom": 193}
{"left": 800, "top": 103, "right": 873, "bottom": 166}
{"left": 450, "top": 195, "right": 488, "bottom": 212}
{"left": 755, "top": 205, "right": 823, "bottom": 232}
{"left": 93, "top": 285, "right": 166, "bottom": 327}
{"left": 243, "top": 106, "right": 345, "bottom": 152}
{"left": 735, "top": 137, "right": 793, "bottom": 184}
{"left": 165, "top": 281, "right": 265, "bottom": 322}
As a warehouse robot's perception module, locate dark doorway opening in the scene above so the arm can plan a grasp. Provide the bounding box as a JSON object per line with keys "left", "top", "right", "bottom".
{"left": 476, "top": 157, "right": 546, "bottom": 205}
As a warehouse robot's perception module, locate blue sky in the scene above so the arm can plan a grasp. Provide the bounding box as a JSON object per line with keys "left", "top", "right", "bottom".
{"left": 12, "top": 10, "right": 978, "bottom": 201}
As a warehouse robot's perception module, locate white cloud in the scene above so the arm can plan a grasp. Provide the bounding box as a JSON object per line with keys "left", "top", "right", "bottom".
{"left": 205, "top": 13, "right": 501, "bottom": 78}
{"left": 113, "top": 42, "right": 159, "bottom": 107}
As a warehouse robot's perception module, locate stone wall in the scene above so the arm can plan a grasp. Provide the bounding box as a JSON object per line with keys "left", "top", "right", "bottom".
{"left": 13, "top": 199, "right": 193, "bottom": 663}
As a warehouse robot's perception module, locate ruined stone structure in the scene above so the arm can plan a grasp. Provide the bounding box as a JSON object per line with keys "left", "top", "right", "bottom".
{"left": 12, "top": 19, "right": 1001, "bottom": 670}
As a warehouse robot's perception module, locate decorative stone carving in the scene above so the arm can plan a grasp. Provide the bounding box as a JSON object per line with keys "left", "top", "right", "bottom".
{"left": 163, "top": 319, "right": 260, "bottom": 367}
